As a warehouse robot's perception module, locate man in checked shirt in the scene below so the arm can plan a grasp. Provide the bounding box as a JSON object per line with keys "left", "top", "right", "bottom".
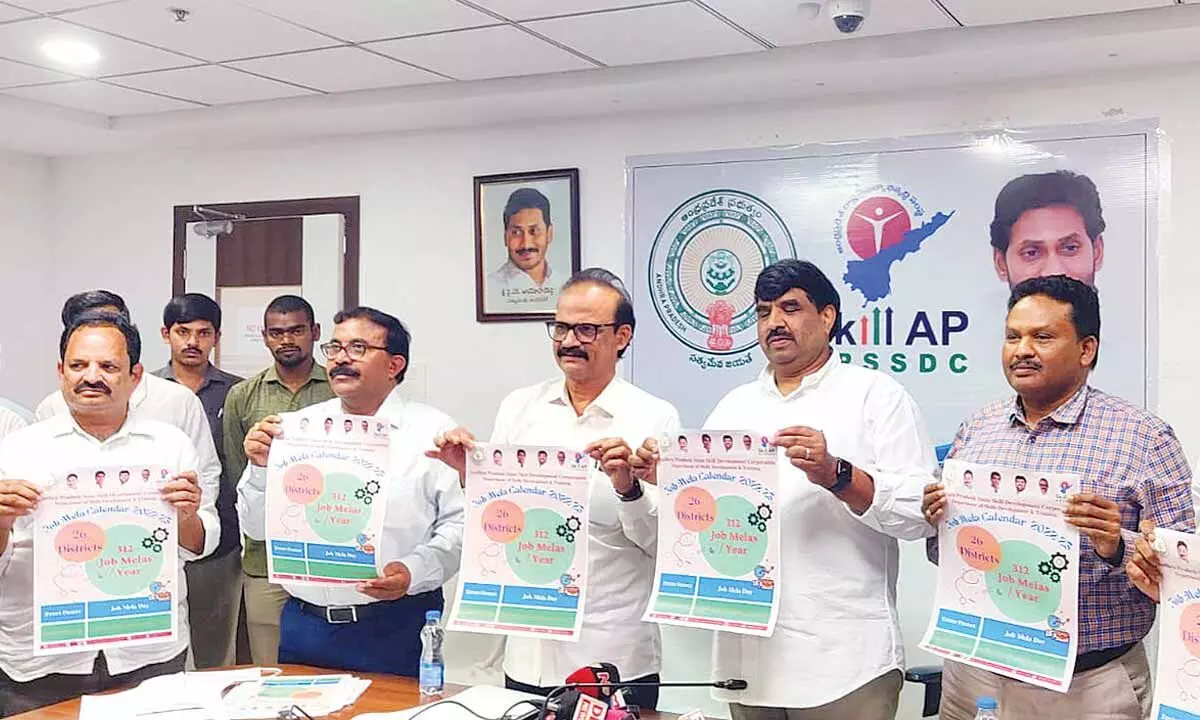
{"left": 922, "top": 274, "right": 1194, "bottom": 719}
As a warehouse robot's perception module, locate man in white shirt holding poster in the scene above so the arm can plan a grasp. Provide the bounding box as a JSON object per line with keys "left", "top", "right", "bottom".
{"left": 0, "top": 312, "right": 218, "bottom": 715}
{"left": 431, "top": 268, "right": 680, "bottom": 710}
{"left": 646, "top": 260, "right": 935, "bottom": 719}
{"left": 237, "top": 307, "right": 464, "bottom": 677}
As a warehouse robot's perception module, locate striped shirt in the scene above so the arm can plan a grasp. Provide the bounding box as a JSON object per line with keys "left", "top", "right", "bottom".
{"left": 928, "top": 384, "right": 1194, "bottom": 654}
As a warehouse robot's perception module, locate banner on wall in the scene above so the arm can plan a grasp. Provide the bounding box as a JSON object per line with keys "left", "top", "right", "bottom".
{"left": 627, "top": 122, "right": 1158, "bottom": 451}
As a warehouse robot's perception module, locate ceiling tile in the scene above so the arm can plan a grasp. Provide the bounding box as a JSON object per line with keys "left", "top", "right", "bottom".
{"left": 0, "top": 17, "right": 193, "bottom": 75}
{"left": 62, "top": 0, "right": 335, "bottom": 62}
{"left": 114, "top": 64, "right": 317, "bottom": 104}
{"left": 228, "top": 46, "right": 445, "bottom": 93}
{"left": 526, "top": 3, "right": 762, "bottom": 65}
{"left": 368, "top": 25, "right": 594, "bottom": 80}
{"left": 3, "top": 78, "right": 196, "bottom": 114}
{"left": 941, "top": 0, "right": 1171, "bottom": 26}
{"left": 0, "top": 56, "right": 73, "bottom": 86}
{"left": 5, "top": 0, "right": 122, "bottom": 12}
{"left": 704, "top": 0, "right": 955, "bottom": 46}
{"left": 235, "top": 0, "right": 498, "bottom": 43}
{"left": 470, "top": 0, "right": 676, "bottom": 21}
{"left": 0, "top": 4, "right": 36, "bottom": 22}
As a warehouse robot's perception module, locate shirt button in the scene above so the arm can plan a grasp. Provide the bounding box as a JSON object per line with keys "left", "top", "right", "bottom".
{"left": 1028, "top": 436, "right": 1036, "bottom": 444}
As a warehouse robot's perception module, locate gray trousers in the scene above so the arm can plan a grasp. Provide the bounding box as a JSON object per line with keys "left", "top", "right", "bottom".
{"left": 184, "top": 549, "right": 243, "bottom": 669}
{"left": 730, "top": 669, "right": 903, "bottom": 720}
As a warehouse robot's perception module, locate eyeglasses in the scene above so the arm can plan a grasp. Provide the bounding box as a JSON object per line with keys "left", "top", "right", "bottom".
{"left": 545, "top": 321, "right": 619, "bottom": 344}
{"left": 319, "top": 340, "right": 389, "bottom": 360}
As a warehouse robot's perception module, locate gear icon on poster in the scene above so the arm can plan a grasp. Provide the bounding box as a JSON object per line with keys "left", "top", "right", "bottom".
{"left": 756, "top": 504, "right": 773, "bottom": 521}
{"left": 1050, "top": 552, "right": 1069, "bottom": 572}
{"left": 152, "top": 528, "right": 169, "bottom": 543}
{"left": 565, "top": 516, "right": 582, "bottom": 532}
{"left": 365, "top": 480, "right": 381, "bottom": 496}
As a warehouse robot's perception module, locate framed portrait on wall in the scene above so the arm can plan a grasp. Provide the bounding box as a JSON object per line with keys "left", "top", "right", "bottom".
{"left": 475, "top": 168, "right": 580, "bottom": 322}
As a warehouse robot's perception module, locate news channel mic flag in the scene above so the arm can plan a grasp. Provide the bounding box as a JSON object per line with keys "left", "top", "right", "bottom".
{"left": 475, "top": 169, "right": 581, "bottom": 322}
{"left": 628, "top": 124, "right": 1156, "bottom": 456}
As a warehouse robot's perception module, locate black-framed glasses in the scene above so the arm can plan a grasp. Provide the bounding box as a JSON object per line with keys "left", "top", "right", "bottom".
{"left": 319, "top": 340, "right": 389, "bottom": 360}
{"left": 545, "top": 321, "right": 618, "bottom": 344}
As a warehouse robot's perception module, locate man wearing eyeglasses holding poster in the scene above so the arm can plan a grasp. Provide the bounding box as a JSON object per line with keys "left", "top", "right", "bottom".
{"left": 237, "top": 307, "right": 463, "bottom": 676}
{"left": 429, "top": 268, "right": 680, "bottom": 710}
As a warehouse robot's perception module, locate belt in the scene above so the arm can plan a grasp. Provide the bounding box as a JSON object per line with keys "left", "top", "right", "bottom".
{"left": 293, "top": 591, "right": 438, "bottom": 625}
{"left": 1074, "top": 642, "right": 1136, "bottom": 673}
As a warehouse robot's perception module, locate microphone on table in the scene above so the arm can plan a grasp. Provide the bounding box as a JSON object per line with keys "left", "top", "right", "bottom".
{"left": 527, "top": 664, "right": 748, "bottom": 720}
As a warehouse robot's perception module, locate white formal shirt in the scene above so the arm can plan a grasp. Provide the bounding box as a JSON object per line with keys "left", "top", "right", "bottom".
{"left": 237, "top": 389, "right": 464, "bottom": 607}
{"left": 704, "top": 354, "right": 934, "bottom": 708}
{"left": 490, "top": 376, "right": 681, "bottom": 687}
{"left": 0, "top": 414, "right": 220, "bottom": 682}
{"left": 37, "top": 374, "right": 220, "bottom": 494}
{"left": 0, "top": 403, "right": 28, "bottom": 440}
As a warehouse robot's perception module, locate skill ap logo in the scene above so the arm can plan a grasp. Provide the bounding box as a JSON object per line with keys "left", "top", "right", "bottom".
{"left": 648, "top": 189, "right": 797, "bottom": 367}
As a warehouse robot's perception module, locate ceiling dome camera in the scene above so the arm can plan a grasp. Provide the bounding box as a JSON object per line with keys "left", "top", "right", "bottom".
{"left": 829, "top": 0, "right": 870, "bottom": 34}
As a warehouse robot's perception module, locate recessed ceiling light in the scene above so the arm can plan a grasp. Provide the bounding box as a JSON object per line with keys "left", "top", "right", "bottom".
{"left": 40, "top": 38, "right": 101, "bottom": 67}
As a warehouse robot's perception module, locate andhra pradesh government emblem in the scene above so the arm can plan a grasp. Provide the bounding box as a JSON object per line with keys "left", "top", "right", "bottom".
{"left": 648, "top": 189, "right": 796, "bottom": 355}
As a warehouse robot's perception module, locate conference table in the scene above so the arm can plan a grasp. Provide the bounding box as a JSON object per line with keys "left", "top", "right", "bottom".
{"left": 9, "top": 664, "right": 682, "bottom": 720}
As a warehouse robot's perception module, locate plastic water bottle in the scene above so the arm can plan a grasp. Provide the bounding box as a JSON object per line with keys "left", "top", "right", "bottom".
{"left": 419, "top": 610, "right": 445, "bottom": 697}
{"left": 974, "top": 696, "right": 999, "bottom": 720}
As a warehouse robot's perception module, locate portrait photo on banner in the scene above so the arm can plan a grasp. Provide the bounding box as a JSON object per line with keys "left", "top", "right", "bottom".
{"left": 474, "top": 168, "right": 581, "bottom": 322}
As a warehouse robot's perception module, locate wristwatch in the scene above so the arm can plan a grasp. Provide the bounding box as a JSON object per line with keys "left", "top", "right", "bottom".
{"left": 616, "top": 479, "right": 644, "bottom": 502}
{"left": 828, "top": 457, "right": 853, "bottom": 494}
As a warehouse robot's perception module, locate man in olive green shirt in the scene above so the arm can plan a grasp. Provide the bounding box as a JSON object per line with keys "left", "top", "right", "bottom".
{"left": 222, "top": 295, "right": 334, "bottom": 665}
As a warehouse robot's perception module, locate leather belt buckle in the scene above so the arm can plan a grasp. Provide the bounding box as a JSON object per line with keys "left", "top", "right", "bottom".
{"left": 325, "top": 605, "right": 358, "bottom": 624}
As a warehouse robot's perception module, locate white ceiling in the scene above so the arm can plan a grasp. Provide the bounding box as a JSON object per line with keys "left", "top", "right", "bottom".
{"left": 0, "top": 0, "right": 1192, "bottom": 154}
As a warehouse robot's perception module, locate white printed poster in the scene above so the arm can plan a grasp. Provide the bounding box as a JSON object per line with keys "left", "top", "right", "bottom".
{"left": 1151, "top": 528, "right": 1200, "bottom": 720}
{"left": 265, "top": 413, "right": 390, "bottom": 586}
{"left": 920, "top": 459, "right": 1082, "bottom": 691}
{"left": 33, "top": 465, "right": 178, "bottom": 655}
{"left": 628, "top": 122, "right": 1158, "bottom": 459}
{"left": 644, "top": 430, "right": 780, "bottom": 636}
{"left": 449, "top": 444, "right": 590, "bottom": 640}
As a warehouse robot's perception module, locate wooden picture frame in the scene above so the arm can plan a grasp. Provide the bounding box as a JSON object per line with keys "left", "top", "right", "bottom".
{"left": 474, "top": 168, "right": 580, "bottom": 322}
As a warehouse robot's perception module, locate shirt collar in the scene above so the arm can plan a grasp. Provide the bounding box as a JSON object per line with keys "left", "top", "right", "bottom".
{"left": 156, "top": 362, "right": 238, "bottom": 390}
{"left": 50, "top": 410, "right": 150, "bottom": 444}
{"left": 546, "top": 376, "right": 629, "bottom": 418}
{"left": 758, "top": 351, "right": 840, "bottom": 399}
{"left": 1009, "top": 384, "right": 1091, "bottom": 427}
{"left": 502, "top": 259, "right": 553, "bottom": 284}
{"left": 265, "top": 362, "right": 329, "bottom": 386}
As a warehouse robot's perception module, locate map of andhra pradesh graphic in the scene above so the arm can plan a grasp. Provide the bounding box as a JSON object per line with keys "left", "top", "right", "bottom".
{"left": 842, "top": 196, "right": 955, "bottom": 303}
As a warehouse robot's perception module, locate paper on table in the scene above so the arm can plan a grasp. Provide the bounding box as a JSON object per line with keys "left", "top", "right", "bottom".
{"left": 78, "top": 668, "right": 274, "bottom": 720}
{"left": 353, "top": 685, "right": 542, "bottom": 720}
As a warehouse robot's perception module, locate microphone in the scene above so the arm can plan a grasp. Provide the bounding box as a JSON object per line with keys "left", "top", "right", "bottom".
{"left": 535, "top": 665, "right": 748, "bottom": 720}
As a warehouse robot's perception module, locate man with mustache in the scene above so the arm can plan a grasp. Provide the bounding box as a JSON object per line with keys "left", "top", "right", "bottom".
{"left": 0, "top": 311, "right": 218, "bottom": 714}
{"left": 486, "top": 188, "right": 556, "bottom": 302}
{"left": 237, "top": 307, "right": 462, "bottom": 677}
{"left": 222, "top": 294, "right": 333, "bottom": 667}
{"left": 430, "top": 268, "right": 680, "bottom": 710}
{"left": 154, "top": 293, "right": 243, "bottom": 669}
{"left": 991, "top": 171, "right": 1105, "bottom": 289}
{"left": 629, "top": 260, "right": 933, "bottom": 720}
{"left": 922, "top": 275, "right": 1193, "bottom": 719}
{"left": 36, "top": 291, "right": 219, "bottom": 497}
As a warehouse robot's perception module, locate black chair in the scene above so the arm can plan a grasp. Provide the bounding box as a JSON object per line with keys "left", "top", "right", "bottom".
{"left": 904, "top": 665, "right": 943, "bottom": 717}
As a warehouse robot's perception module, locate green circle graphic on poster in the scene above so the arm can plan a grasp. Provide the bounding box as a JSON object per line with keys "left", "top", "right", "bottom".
{"left": 700, "top": 495, "right": 767, "bottom": 576}
{"left": 985, "top": 540, "right": 1062, "bottom": 623}
{"left": 507, "top": 508, "right": 574, "bottom": 585}
{"left": 86, "top": 524, "right": 164, "bottom": 596}
{"left": 305, "top": 472, "right": 370, "bottom": 544}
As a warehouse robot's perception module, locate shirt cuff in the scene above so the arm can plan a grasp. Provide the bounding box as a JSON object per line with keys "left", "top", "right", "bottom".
{"left": 179, "top": 510, "right": 219, "bottom": 563}
{"left": 1102, "top": 530, "right": 1136, "bottom": 572}
{"left": 395, "top": 552, "right": 432, "bottom": 595}
{"left": 246, "top": 465, "right": 268, "bottom": 491}
{"left": 616, "top": 486, "right": 655, "bottom": 516}
{"left": 0, "top": 528, "right": 13, "bottom": 577}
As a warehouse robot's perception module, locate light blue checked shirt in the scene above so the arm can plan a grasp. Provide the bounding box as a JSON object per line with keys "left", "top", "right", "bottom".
{"left": 927, "top": 384, "right": 1194, "bottom": 654}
